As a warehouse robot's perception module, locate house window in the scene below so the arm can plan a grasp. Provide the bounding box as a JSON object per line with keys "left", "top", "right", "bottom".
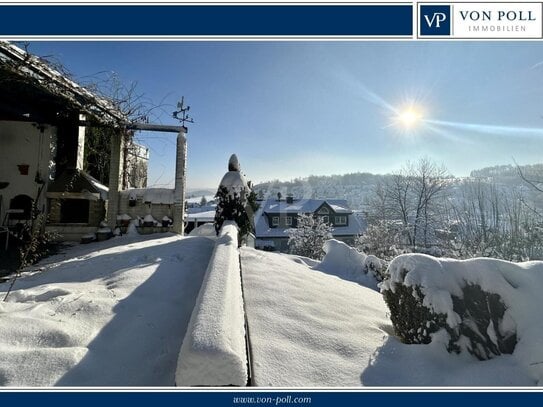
{"left": 318, "top": 207, "right": 330, "bottom": 215}
{"left": 322, "top": 215, "right": 329, "bottom": 224}
{"left": 335, "top": 216, "right": 347, "bottom": 225}
{"left": 286, "top": 216, "right": 293, "bottom": 226}
{"left": 272, "top": 216, "right": 279, "bottom": 227}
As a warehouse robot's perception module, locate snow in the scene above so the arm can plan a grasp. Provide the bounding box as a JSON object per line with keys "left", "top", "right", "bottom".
{"left": 121, "top": 188, "right": 174, "bottom": 204}
{"left": 241, "top": 248, "right": 537, "bottom": 386}
{"left": 88, "top": 176, "right": 109, "bottom": 200}
{"left": 241, "top": 247, "right": 390, "bottom": 386}
{"left": 260, "top": 199, "right": 352, "bottom": 215}
{"left": 176, "top": 222, "right": 247, "bottom": 386}
{"left": 0, "top": 222, "right": 540, "bottom": 387}
{"left": 186, "top": 210, "right": 215, "bottom": 221}
{"left": 218, "top": 171, "right": 249, "bottom": 198}
{"left": 189, "top": 223, "right": 216, "bottom": 237}
{"left": 143, "top": 214, "right": 156, "bottom": 224}
{"left": 382, "top": 254, "right": 543, "bottom": 385}
{"left": 0, "top": 233, "right": 214, "bottom": 386}
{"left": 315, "top": 239, "right": 379, "bottom": 290}
{"left": 186, "top": 195, "right": 215, "bottom": 204}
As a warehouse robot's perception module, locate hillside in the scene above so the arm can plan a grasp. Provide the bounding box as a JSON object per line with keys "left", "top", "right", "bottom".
{"left": 254, "top": 163, "right": 543, "bottom": 211}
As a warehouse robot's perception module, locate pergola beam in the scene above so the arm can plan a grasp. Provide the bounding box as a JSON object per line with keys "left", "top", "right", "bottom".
{"left": 126, "top": 123, "right": 184, "bottom": 133}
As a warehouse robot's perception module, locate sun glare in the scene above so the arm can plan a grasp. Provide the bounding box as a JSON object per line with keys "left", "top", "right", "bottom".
{"left": 398, "top": 108, "right": 423, "bottom": 129}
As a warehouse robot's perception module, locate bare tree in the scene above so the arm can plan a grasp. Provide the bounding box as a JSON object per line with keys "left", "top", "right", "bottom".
{"left": 444, "top": 179, "right": 543, "bottom": 261}
{"left": 366, "top": 158, "right": 451, "bottom": 254}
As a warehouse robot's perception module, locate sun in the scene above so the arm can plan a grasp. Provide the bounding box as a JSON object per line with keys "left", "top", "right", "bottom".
{"left": 397, "top": 107, "right": 423, "bottom": 129}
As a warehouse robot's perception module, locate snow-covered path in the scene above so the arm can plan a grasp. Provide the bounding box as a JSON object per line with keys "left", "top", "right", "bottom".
{"left": 0, "top": 234, "right": 214, "bottom": 386}
{"left": 241, "top": 247, "right": 391, "bottom": 387}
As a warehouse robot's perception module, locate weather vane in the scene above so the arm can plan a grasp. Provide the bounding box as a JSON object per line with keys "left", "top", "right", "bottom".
{"left": 172, "top": 96, "right": 194, "bottom": 126}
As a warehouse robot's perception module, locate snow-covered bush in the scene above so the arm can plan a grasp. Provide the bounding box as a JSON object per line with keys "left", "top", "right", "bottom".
{"left": 288, "top": 214, "right": 332, "bottom": 260}
{"left": 381, "top": 254, "right": 543, "bottom": 369}
{"left": 315, "top": 240, "right": 371, "bottom": 290}
{"left": 363, "top": 255, "right": 387, "bottom": 282}
{"left": 356, "top": 221, "right": 405, "bottom": 261}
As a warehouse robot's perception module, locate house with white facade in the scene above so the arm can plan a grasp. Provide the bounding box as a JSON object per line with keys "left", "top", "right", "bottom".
{"left": 254, "top": 196, "right": 366, "bottom": 252}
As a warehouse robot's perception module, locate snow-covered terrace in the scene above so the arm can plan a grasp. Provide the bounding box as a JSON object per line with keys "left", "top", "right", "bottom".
{"left": 0, "top": 232, "right": 214, "bottom": 386}
{"left": 0, "top": 229, "right": 540, "bottom": 386}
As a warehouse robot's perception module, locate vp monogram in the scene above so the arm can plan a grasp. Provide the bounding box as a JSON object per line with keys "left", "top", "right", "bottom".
{"left": 424, "top": 12, "right": 447, "bottom": 28}
{"left": 420, "top": 5, "right": 451, "bottom": 36}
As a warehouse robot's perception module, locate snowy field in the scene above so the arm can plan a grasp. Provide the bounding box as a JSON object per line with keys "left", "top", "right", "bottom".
{"left": 241, "top": 247, "right": 535, "bottom": 387}
{"left": 0, "top": 232, "right": 538, "bottom": 387}
{"left": 0, "top": 233, "right": 214, "bottom": 386}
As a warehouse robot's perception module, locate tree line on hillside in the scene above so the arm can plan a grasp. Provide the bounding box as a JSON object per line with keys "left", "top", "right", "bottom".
{"left": 284, "top": 158, "right": 543, "bottom": 262}
{"left": 359, "top": 158, "right": 543, "bottom": 262}
{"left": 254, "top": 163, "right": 543, "bottom": 213}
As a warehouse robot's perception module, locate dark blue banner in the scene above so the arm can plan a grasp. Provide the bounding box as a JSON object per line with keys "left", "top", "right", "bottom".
{"left": 0, "top": 391, "right": 542, "bottom": 406}
{"left": 0, "top": 5, "right": 412, "bottom": 36}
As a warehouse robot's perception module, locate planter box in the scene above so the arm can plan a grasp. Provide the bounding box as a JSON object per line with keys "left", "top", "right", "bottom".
{"left": 136, "top": 226, "right": 172, "bottom": 235}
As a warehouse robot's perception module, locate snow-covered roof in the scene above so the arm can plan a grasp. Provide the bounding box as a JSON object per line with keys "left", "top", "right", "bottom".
{"left": 187, "top": 205, "right": 216, "bottom": 215}
{"left": 47, "top": 169, "right": 109, "bottom": 200}
{"left": 261, "top": 198, "right": 352, "bottom": 215}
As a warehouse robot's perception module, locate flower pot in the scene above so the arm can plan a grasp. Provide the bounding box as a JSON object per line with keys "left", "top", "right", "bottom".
{"left": 17, "top": 164, "right": 29, "bottom": 175}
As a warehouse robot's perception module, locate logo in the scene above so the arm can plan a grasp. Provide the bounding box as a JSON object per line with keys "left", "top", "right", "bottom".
{"left": 420, "top": 5, "right": 451, "bottom": 36}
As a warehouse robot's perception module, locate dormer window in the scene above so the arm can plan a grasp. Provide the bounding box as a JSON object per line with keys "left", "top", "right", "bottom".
{"left": 335, "top": 215, "right": 347, "bottom": 225}
{"left": 286, "top": 216, "right": 293, "bottom": 226}
{"left": 272, "top": 216, "right": 279, "bottom": 227}
{"left": 318, "top": 207, "right": 330, "bottom": 215}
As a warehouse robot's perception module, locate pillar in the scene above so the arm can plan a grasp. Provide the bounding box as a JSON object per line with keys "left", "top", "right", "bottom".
{"left": 172, "top": 126, "right": 187, "bottom": 235}
{"left": 107, "top": 130, "right": 123, "bottom": 227}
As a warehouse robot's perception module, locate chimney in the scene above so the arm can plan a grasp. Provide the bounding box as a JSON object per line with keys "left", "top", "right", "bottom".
{"left": 286, "top": 196, "right": 294, "bottom": 204}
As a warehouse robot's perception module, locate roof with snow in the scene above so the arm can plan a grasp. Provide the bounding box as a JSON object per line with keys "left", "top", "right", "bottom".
{"left": 261, "top": 198, "right": 352, "bottom": 215}
{"left": 47, "top": 169, "right": 109, "bottom": 200}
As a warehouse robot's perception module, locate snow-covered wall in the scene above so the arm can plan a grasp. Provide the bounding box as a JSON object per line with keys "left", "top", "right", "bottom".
{"left": 175, "top": 222, "right": 248, "bottom": 386}
{"left": 0, "top": 121, "right": 55, "bottom": 221}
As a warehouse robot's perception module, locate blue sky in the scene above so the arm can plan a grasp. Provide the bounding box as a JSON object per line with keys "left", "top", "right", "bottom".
{"left": 26, "top": 41, "right": 543, "bottom": 190}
